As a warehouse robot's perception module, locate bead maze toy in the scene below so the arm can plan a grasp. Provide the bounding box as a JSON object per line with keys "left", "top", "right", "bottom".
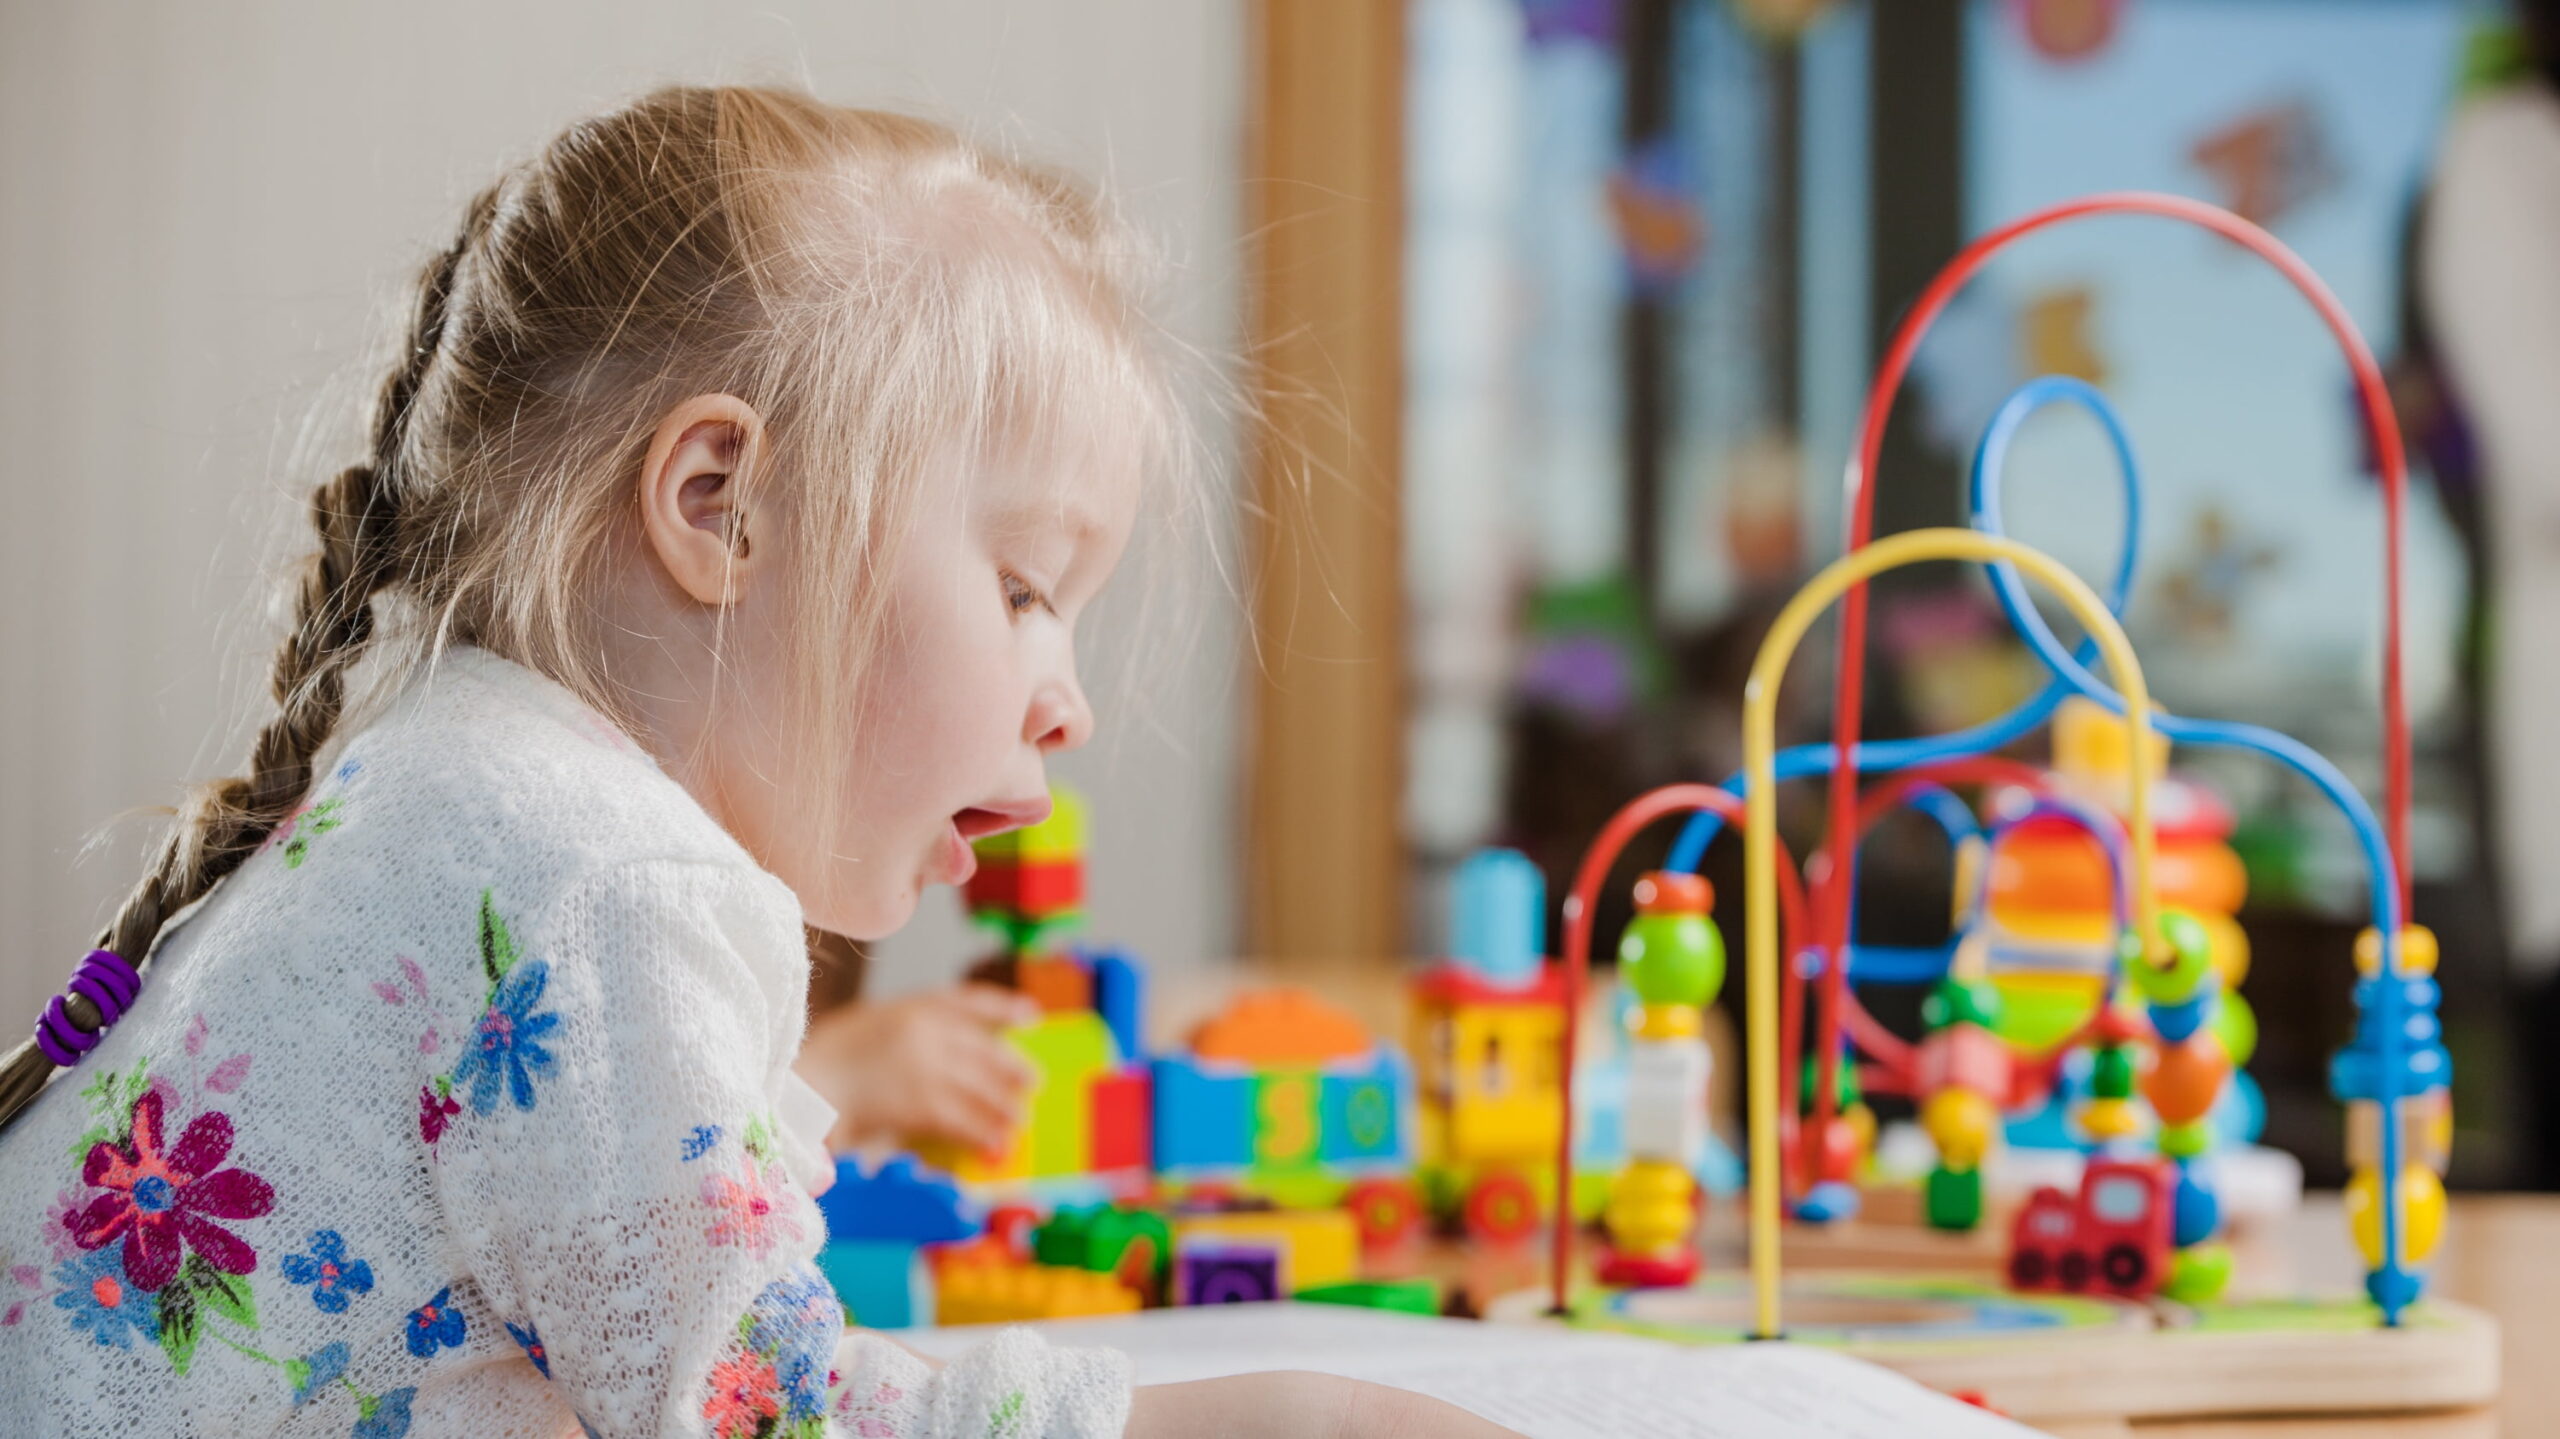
{"left": 1488, "top": 191, "right": 2496, "bottom": 1428}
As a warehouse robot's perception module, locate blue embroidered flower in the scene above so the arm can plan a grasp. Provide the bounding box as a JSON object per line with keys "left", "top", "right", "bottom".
{"left": 353, "top": 1386, "right": 417, "bottom": 1439}
{"left": 451, "top": 960, "right": 559, "bottom": 1114}
{"left": 748, "top": 1269, "right": 836, "bottom": 1422}
{"left": 746, "top": 1268, "right": 835, "bottom": 1363}
{"left": 682, "top": 1125, "right": 724, "bottom": 1162}
{"left": 50, "top": 1246, "right": 158, "bottom": 1349}
{"left": 507, "top": 1319, "right": 551, "bottom": 1378}
{"left": 404, "top": 1287, "right": 467, "bottom": 1357}
{"left": 290, "top": 1342, "right": 350, "bottom": 1405}
{"left": 280, "top": 1230, "right": 375, "bottom": 1313}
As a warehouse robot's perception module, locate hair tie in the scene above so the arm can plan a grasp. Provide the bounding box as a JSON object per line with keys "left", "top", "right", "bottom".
{"left": 34, "top": 950, "right": 139, "bottom": 1069}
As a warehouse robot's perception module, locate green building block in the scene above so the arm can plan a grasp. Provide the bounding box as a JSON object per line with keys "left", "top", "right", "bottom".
{"left": 1017, "top": 1012, "right": 1117, "bottom": 1177}
{"left": 1034, "top": 1202, "right": 1174, "bottom": 1286}
{"left": 1294, "top": 1278, "right": 1443, "bottom": 1316}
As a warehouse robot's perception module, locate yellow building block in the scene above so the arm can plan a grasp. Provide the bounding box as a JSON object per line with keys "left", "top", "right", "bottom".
{"left": 1173, "top": 1209, "right": 1358, "bottom": 1293}
{"left": 972, "top": 784, "right": 1088, "bottom": 865}
{"left": 934, "top": 1257, "right": 1140, "bottom": 1326}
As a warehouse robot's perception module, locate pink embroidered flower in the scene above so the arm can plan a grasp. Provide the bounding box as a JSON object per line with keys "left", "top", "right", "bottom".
{"left": 70, "top": 1089, "right": 273, "bottom": 1292}
{"left": 418, "top": 1085, "right": 461, "bottom": 1145}
{"left": 703, "top": 1349, "right": 783, "bottom": 1439}
{"left": 700, "top": 1158, "right": 800, "bottom": 1258}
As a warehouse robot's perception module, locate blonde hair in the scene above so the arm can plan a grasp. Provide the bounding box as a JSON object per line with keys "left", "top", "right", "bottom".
{"left": 0, "top": 84, "right": 1182, "bottom": 1128}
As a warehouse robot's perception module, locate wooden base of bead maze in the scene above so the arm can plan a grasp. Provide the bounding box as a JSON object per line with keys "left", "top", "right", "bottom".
{"left": 1487, "top": 1274, "right": 2498, "bottom": 1426}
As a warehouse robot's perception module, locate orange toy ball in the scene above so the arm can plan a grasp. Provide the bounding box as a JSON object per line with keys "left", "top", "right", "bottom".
{"left": 2141, "top": 1031, "right": 2232, "bottom": 1126}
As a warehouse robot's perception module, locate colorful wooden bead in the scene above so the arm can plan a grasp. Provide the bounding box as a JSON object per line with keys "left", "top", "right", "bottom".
{"left": 1923, "top": 976, "right": 2004, "bottom": 1032}
{"left": 2157, "top": 1118, "right": 2214, "bottom": 1160}
{"left": 2347, "top": 1163, "right": 2446, "bottom": 1268}
{"left": 2162, "top": 1242, "right": 2233, "bottom": 1304}
{"left": 2354, "top": 923, "right": 2439, "bottom": 978}
{"left": 1923, "top": 1087, "right": 2000, "bottom": 1169}
{"left": 2142, "top": 1032, "right": 2231, "bottom": 1127}
{"left": 2090, "top": 1043, "right": 2138, "bottom": 1100}
{"left": 2079, "top": 1096, "right": 2143, "bottom": 1142}
{"left": 1619, "top": 872, "right": 1723, "bottom": 1006}
{"left": 1925, "top": 1163, "right": 1985, "bottom": 1232}
{"left": 2130, "top": 911, "right": 2216, "bottom": 1006}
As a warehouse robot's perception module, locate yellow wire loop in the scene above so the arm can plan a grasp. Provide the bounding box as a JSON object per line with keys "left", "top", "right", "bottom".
{"left": 1741, "top": 528, "right": 2160, "bottom": 1339}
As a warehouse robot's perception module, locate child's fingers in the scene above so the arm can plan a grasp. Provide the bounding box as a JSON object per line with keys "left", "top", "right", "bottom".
{"left": 947, "top": 983, "right": 1042, "bottom": 1028}
{"left": 939, "top": 1081, "right": 1022, "bottom": 1155}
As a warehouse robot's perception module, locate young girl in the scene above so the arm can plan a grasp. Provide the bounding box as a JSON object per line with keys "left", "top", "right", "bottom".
{"left": 0, "top": 87, "right": 1518, "bottom": 1439}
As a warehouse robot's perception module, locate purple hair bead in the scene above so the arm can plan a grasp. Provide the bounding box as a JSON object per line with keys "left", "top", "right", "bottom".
{"left": 33, "top": 949, "right": 139, "bottom": 1069}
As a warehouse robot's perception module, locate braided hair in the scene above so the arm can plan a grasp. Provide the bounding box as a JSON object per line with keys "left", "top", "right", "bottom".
{"left": 0, "top": 188, "right": 497, "bottom": 1127}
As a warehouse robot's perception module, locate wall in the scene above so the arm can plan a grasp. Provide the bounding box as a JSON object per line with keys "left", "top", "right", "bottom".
{"left": 0, "top": 0, "right": 1242, "bottom": 1022}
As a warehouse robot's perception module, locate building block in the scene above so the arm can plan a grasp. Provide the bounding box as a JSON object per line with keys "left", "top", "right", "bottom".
{"left": 1019, "top": 1011, "right": 1120, "bottom": 1178}
{"left": 1090, "top": 1065, "right": 1152, "bottom": 1174}
{"left": 970, "top": 783, "right": 1087, "bottom": 865}
{"left": 1442, "top": 1003, "right": 1564, "bottom": 1165}
{"left": 1019, "top": 952, "right": 1094, "bottom": 1014}
{"left": 1451, "top": 847, "right": 1547, "bottom": 986}
{"left": 1174, "top": 1208, "right": 1357, "bottom": 1292}
{"left": 1152, "top": 1056, "right": 1255, "bottom": 1171}
{"left": 935, "top": 1256, "right": 1140, "bottom": 1326}
{"left": 1089, "top": 948, "right": 1146, "bottom": 1059}
{"left": 964, "top": 857, "right": 1084, "bottom": 919}
{"left": 1033, "top": 1202, "right": 1174, "bottom": 1291}
{"left": 1253, "top": 1067, "right": 1324, "bottom": 1168}
{"left": 817, "top": 1155, "right": 984, "bottom": 1244}
{"left": 816, "top": 1240, "right": 932, "bottom": 1328}
{"left": 1190, "top": 988, "right": 1375, "bottom": 1066}
{"left": 1178, "top": 1243, "right": 1282, "bottom": 1305}
{"left": 1319, "top": 1056, "right": 1409, "bottom": 1164}
{"left": 1293, "top": 1277, "right": 1442, "bottom": 1316}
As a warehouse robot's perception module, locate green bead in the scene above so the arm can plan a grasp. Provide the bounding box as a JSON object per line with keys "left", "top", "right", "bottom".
{"left": 2211, "top": 989, "right": 2258, "bottom": 1068}
{"left": 1798, "top": 1053, "right": 1862, "bottom": 1113}
{"left": 1925, "top": 1163, "right": 1984, "bottom": 1231}
{"left": 1619, "top": 912, "right": 1724, "bottom": 1007}
{"left": 2090, "top": 1044, "right": 2138, "bottom": 1100}
{"left": 1922, "top": 977, "right": 2003, "bottom": 1032}
{"left": 2158, "top": 1118, "right": 2214, "bottom": 1159}
{"left": 2163, "top": 1243, "right": 2234, "bottom": 1305}
{"left": 2130, "top": 911, "right": 2216, "bottom": 1006}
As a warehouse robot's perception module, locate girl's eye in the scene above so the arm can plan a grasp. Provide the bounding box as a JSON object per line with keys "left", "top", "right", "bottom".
{"left": 999, "top": 570, "right": 1051, "bottom": 617}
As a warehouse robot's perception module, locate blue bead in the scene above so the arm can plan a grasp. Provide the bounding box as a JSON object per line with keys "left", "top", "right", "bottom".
{"left": 2329, "top": 1048, "right": 2377, "bottom": 1103}
{"left": 2172, "top": 1166, "right": 2221, "bottom": 1247}
{"left": 1795, "top": 1181, "right": 1860, "bottom": 1225}
{"left": 2148, "top": 996, "right": 2210, "bottom": 1043}
{"left": 2366, "top": 1266, "right": 2424, "bottom": 1320}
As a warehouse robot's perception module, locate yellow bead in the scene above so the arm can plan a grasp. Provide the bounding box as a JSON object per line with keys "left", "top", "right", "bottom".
{"left": 1633, "top": 1003, "right": 1703, "bottom": 1041}
{"left": 1844, "top": 1102, "right": 1878, "bottom": 1159}
{"left": 2080, "top": 1096, "right": 2143, "bottom": 1141}
{"left": 1605, "top": 1160, "right": 1696, "bottom": 1252}
{"left": 2346, "top": 1164, "right": 2447, "bottom": 1268}
{"left": 2355, "top": 924, "right": 2439, "bottom": 977}
{"left": 2196, "top": 909, "right": 2251, "bottom": 989}
{"left": 1922, "top": 1087, "right": 1999, "bottom": 1169}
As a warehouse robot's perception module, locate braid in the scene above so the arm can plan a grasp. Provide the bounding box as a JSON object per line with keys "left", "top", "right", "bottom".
{"left": 0, "top": 186, "right": 500, "bottom": 1129}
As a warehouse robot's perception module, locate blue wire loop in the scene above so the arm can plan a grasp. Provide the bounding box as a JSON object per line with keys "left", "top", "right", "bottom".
{"left": 1665, "top": 374, "right": 2418, "bottom": 1321}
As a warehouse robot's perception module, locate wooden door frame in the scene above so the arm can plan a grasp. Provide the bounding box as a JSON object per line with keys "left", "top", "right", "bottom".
{"left": 1242, "top": 0, "right": 1408, "bottom": 966}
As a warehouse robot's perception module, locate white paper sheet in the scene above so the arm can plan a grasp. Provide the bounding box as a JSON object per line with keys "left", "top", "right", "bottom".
{"left": 900, "top": 1304, "right": 2041, "bottom": 1438}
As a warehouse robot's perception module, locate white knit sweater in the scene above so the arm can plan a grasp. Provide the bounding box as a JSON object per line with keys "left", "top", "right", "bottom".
{"left": 0, "top": 647, "right": 1130, "bottom": 1438}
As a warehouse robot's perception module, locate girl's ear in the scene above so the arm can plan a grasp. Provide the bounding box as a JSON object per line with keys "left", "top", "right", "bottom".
{"left": 639, "top": 393, "right": 768, "bottom": 606}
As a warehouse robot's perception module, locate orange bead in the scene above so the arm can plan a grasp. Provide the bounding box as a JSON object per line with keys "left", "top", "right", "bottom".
{"left": 2141, "top": 1032, "right": 2231, "bottom": 1126}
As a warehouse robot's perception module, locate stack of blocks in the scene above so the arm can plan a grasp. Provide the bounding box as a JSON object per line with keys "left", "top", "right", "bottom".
{"left": 813, "top": 1156, "right": 984, "bottom": 1329}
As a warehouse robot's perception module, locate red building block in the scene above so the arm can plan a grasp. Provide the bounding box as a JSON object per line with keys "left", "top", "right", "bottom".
{"left": 1091, "top": 1065, "right": 1152, "bottom": 1173}
{"left": 965, "top": 857, "right": 1084, "bottom": 917}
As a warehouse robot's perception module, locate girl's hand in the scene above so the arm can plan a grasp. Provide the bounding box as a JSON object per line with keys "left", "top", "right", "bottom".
{"left": 1125, "top": 1372, "right": 1528, "bottom": 1439}
{"left": 796, "top": 984, "right": 1039, "bottom": 1153}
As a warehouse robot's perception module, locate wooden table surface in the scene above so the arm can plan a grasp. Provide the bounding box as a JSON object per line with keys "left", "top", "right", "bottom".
{"left": 2074, "top": 1193, "right": 2550, "bottom": 1439}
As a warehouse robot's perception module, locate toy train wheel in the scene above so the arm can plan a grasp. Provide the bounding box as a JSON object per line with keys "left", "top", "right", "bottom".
{"left": 1344, "top": 1178, "right": 1423, "bottom": 1250}
{"left": 1463, "top": 1171, "right": 1540, "bottom": 1244}
{"left": 2058, "top": 1250, "right": 2093, "bottom": 1292}
{"left": 2009, "top": 1249, "right": 2049, "bottom": 1289}
{"left": 2100, "top": 1242, "right": 2149, "bottom": 1292}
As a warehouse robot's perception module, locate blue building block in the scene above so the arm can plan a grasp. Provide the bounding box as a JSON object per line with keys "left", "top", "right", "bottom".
{"left": 1319, "top": 1055, "right": 1408, "bottom": 1164}
{"left": 817, "top": 1240, "right": 931, "bottom": 1328}
{"left": 1151, "top": 1056, "right": 1254, "bottom": 1171}
{"left": 818, "top": 1154, "right": 983, "bottom": 1244}
{"left": 1452, "top": 848, "right": 1546, "bottom": 985}
{"left": 1089, "top": 947, "right": 1146, "bottom": 1061}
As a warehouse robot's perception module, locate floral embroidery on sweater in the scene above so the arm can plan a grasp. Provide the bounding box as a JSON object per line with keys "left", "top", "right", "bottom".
{"left": 449, "top": 892, "right": 560, "bottom": 1115}
{"left": 702, "top": 1267, "right": 835, "bottom": 1439}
